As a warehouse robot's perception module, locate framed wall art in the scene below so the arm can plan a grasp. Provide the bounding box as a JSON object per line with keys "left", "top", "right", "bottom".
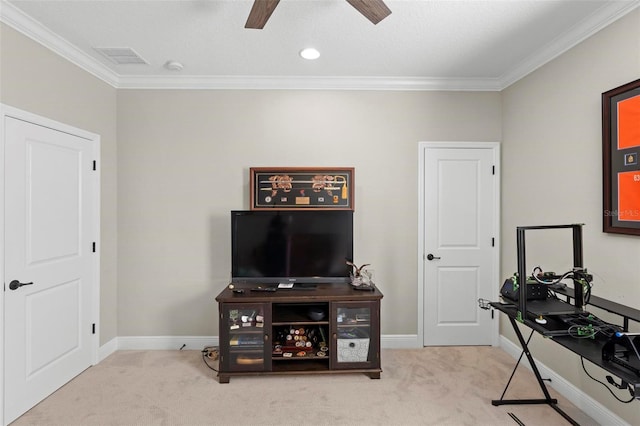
{"left": 250, "top": 167, "right": 354, "bottom": 210}
{"left": 602, "top": 78, "right": 640, "bottom": 235}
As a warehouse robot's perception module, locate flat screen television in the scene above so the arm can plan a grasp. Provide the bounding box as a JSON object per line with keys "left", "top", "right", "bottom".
{"left": 231, "top": 210, "right": 353, "bottom": 285}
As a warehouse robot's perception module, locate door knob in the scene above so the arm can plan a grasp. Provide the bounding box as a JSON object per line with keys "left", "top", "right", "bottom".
{"left": 426, "top": 254, "right": 441, "bottom": 261}
{"left": 9, "top": 280, "right": 33, "bottom": 290}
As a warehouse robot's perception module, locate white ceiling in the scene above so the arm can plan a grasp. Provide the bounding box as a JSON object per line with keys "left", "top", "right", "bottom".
{"left": 2, "top": 0, "right": 639, "bottom": 90}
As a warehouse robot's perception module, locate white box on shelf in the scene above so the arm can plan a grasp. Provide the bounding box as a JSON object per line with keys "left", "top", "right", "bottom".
{"left": 337, "top": 338, "right": 370, "bottom": 362}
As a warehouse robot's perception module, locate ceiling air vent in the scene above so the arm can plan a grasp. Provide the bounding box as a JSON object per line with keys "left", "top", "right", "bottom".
{"left": 94, "top": 47, "right": 148, "bottom": 65}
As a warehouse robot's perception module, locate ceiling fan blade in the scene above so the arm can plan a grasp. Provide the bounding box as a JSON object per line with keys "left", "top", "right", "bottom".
{"left": 345, "top": 0, "right": 391, "bottom": 25}
{"left": 245, "top": 0, "right": 281, "bottom": 29}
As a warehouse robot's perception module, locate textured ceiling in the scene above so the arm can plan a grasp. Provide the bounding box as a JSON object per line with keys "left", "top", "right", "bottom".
{"left": 2, "top": 0, "right": 639, "bottom": 90}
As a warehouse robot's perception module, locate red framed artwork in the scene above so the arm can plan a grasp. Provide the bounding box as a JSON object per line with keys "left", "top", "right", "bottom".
{"left": 602, "top": 78, "right": 640, "bottom": 235}
{"left": 250, "top": 167, "right": 354, "bottom": 210}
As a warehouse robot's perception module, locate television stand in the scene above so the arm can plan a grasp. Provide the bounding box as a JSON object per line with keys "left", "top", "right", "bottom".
{"left": 215, "top": 283, "right": 383, "bottom": 383}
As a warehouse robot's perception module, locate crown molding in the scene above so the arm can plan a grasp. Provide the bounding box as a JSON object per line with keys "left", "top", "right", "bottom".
{"left": 2, "top": 0, "right": 639, "bottom": 92}
{"left": 1, "top": 1, "right": 120, "bottom": 87}
{"left": 500, "top": 0, "right": 640, "bottom": 89}
{"left": 116, "top": 75, "right": 502, "bottom": 91}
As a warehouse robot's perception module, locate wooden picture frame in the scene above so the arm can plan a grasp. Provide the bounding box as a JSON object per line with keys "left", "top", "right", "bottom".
{"left": 250, "top": 167, "right": 354, "bottom": 210}
{"left": 602, "top": 78, "right": 640, "bottom": 235}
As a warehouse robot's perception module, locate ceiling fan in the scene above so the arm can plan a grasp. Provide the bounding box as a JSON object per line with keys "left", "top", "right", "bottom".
{"left": 245, "top": 0, "right": 392, "bottom": 29}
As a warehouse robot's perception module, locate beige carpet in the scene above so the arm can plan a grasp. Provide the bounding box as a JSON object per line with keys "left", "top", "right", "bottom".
{"left": 12, "top": 347, "right": 596, "bottom": 426}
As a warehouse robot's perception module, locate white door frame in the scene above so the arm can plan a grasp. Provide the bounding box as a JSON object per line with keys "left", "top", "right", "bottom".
{"left": 0, "top": 104, "right": 101, "bottom": 425}
{"left": 417, "top": 141, "right": 500, "bottom": 347}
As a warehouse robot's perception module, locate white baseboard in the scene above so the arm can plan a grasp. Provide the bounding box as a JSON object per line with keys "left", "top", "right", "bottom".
{"left": 499, "top": 335, "right": 628, "bottom": 426}
{"left": 116, "top": 336, "right": 219, "bottom": 351}
{"left": 381, "top": 334, "right": 420, "bottom": 348}
{"left": 97, "top": 337, "right": 118, "bottom": 362}
{"left": 97, "top": 336, "right": 218, "bottom": 362}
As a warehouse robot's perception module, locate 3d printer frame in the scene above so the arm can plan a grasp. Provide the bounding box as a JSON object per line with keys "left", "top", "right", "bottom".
{"left": 515, "top": 223, "right": 585, "bottom": 321}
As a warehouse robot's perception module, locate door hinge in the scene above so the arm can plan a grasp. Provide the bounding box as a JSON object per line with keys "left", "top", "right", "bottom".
{"left": 492, "top": 165, "right": 495, "bottom": 175}
{"left": 92, "top": 242, "right": 96, "bottom": 253}
{"left": 491, "top": 237, "right": 495, "bottom": 247}
{"left": 491, "top": 310, "right": 494, "bottom": 319}
{"left": 92, "top": 323, "right": 96, "bottom": 334}
{"left": 93, "top": 160, "right": 97, "bottom": 171}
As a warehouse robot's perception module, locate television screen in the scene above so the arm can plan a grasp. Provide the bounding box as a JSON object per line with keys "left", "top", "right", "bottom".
{"left": 231, "top": 210, "right": 353, "bottom": 284}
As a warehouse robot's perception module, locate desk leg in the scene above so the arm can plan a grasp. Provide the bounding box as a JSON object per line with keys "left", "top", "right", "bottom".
{"left": 492, "top": 317, "right": 580, "bottom": 426}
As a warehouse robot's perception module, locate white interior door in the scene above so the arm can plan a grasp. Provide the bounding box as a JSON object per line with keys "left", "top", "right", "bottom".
{"left": 3, "top": 111, "right": 99, "bottom": 425}
{"left": 419, "top": 142, "right": 499, "bottom": 346}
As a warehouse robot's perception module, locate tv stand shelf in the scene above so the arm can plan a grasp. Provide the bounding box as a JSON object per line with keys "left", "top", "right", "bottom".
{"left": 272, "top": 302, "right": 330, "bottom": 324}
{"left": 215, "top": 283, "right": 383, "bottom": 383}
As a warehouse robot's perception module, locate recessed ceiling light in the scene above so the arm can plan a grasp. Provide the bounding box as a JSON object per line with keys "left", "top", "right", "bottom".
{"left": 164, "top": 60, "right": 184, "bottom": 71}
{"left": 300, "top": 48, "right": 320, "bottom": 60}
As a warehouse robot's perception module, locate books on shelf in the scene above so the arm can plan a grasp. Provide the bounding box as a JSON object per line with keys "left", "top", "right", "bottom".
{"left": 230, "top": 335, "right": 263, "bottom": 346}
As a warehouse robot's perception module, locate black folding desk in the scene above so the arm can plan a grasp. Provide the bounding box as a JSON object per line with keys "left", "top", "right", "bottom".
{"left": 494, "top": 224, "right": 640, "bottom": 424}
{"left": 491, "top": 299, "right": 640, "bottom": 425}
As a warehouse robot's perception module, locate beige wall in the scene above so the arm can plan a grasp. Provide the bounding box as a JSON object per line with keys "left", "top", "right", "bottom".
{"left": 501, "top": 9, "right": 640, "bottom": 424}
{"left": 0, "top": 24, "right": 119, "bottom": 345}
{"left": 116, "top": 90, "right": 501, "bottom": 336}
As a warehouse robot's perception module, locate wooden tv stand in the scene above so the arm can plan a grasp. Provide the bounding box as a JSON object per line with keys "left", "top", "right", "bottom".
{"left": 215, "top": 283, "right": 383, "bottom": 383}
